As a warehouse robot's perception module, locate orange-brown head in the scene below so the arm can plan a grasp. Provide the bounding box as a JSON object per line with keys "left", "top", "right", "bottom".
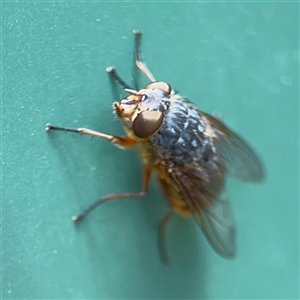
{"left": 114, "top": 81, "right": 172, "bottom": 139}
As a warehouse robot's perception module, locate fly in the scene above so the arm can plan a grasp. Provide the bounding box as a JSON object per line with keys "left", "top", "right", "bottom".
{"left": 46, "top": 30, "right": 265, "bottom": 263}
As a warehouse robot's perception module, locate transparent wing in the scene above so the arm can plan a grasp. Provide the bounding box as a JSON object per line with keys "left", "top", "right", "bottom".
{"left": 171, "top": 165, "right": 236, "bottom": 258}
{"left": 201, "top": 112, "right": 265, "bottom": 183}
{"left": 196, "top": 193, "right": 235, "bottom": 258}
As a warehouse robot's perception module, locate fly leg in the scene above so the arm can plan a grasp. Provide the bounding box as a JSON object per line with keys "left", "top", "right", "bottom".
{"left": 134, "top": 30, "right": 156, "bottom": 83}
{"left": 72, "top": 167, "right": 152, "bottom": 223}
{"left": 106, "top": 30, "right": 156, "bottom": 91}
{"left": 159, "top": 209, "right": 173, "bottom": 264}
{"left": 106, "top": 66, "right": 133, "bottom": 90}
{"left": 157, "top": 178, "right": 176, "bottom": 264}
{"left": 107, "top": 30, "right": 156, "bottom": 88}
{"left": 45, "top": 124, "right": 137, "bottom": 148}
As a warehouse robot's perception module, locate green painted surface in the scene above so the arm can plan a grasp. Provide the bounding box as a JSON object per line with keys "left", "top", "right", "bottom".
{"left": 2, "top": 2, "right": 299, "bottom": 299}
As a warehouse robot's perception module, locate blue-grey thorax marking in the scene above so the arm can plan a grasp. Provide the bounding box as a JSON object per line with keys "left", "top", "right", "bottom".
{"left": 150, "top": 97, "right": 212, "bottom": 165}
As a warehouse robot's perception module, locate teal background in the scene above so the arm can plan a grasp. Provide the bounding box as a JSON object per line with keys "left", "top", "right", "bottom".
{"left": 2, "top": 2, "right": 299, "bottom": 299}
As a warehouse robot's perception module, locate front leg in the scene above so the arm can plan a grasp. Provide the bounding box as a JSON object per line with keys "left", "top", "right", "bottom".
{"left": 45, "top": 124, "right": 137, "bottom": 148}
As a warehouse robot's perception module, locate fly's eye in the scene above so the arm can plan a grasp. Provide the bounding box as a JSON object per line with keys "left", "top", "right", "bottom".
{"left": 132, "top": 111, "right": 164, "bottom": 138}
{"left": 145, "top": 81, "right": 172, "bottom": 95}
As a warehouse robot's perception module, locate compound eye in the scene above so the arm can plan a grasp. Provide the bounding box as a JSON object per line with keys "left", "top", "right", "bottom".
{"left": 132, "top": 111, "right": 164, "bottom": 138}
{"left": 145, "top": 81, "right": 172, "bottom": 94}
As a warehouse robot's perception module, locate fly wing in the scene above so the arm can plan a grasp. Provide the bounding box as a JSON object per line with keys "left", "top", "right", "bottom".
{"left": 196, "top": 193, "right": 235, "bottom": 258}
{"left": 201, "top": 112, "right": 265, "bottom": 183}
{"left": 171, "top": 164, "right": 236, "bottom": 258}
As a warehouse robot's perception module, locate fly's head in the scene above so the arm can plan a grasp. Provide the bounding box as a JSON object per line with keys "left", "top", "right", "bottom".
{"left": 114, "top": 81, "right": 171, "bottom": 139}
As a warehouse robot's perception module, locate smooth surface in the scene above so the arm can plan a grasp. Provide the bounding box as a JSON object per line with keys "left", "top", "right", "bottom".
{"left": 2, "top": 2, "right": 299, "bottom": 299}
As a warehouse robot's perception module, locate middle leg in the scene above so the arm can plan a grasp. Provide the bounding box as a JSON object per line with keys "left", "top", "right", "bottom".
{"left": 73, "top": 167, "right": 152, "bottom": 223}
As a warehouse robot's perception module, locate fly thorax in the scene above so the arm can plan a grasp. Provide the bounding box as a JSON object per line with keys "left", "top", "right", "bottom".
{"left": 150, "top": 98, "right": 208, "bottom": 164}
